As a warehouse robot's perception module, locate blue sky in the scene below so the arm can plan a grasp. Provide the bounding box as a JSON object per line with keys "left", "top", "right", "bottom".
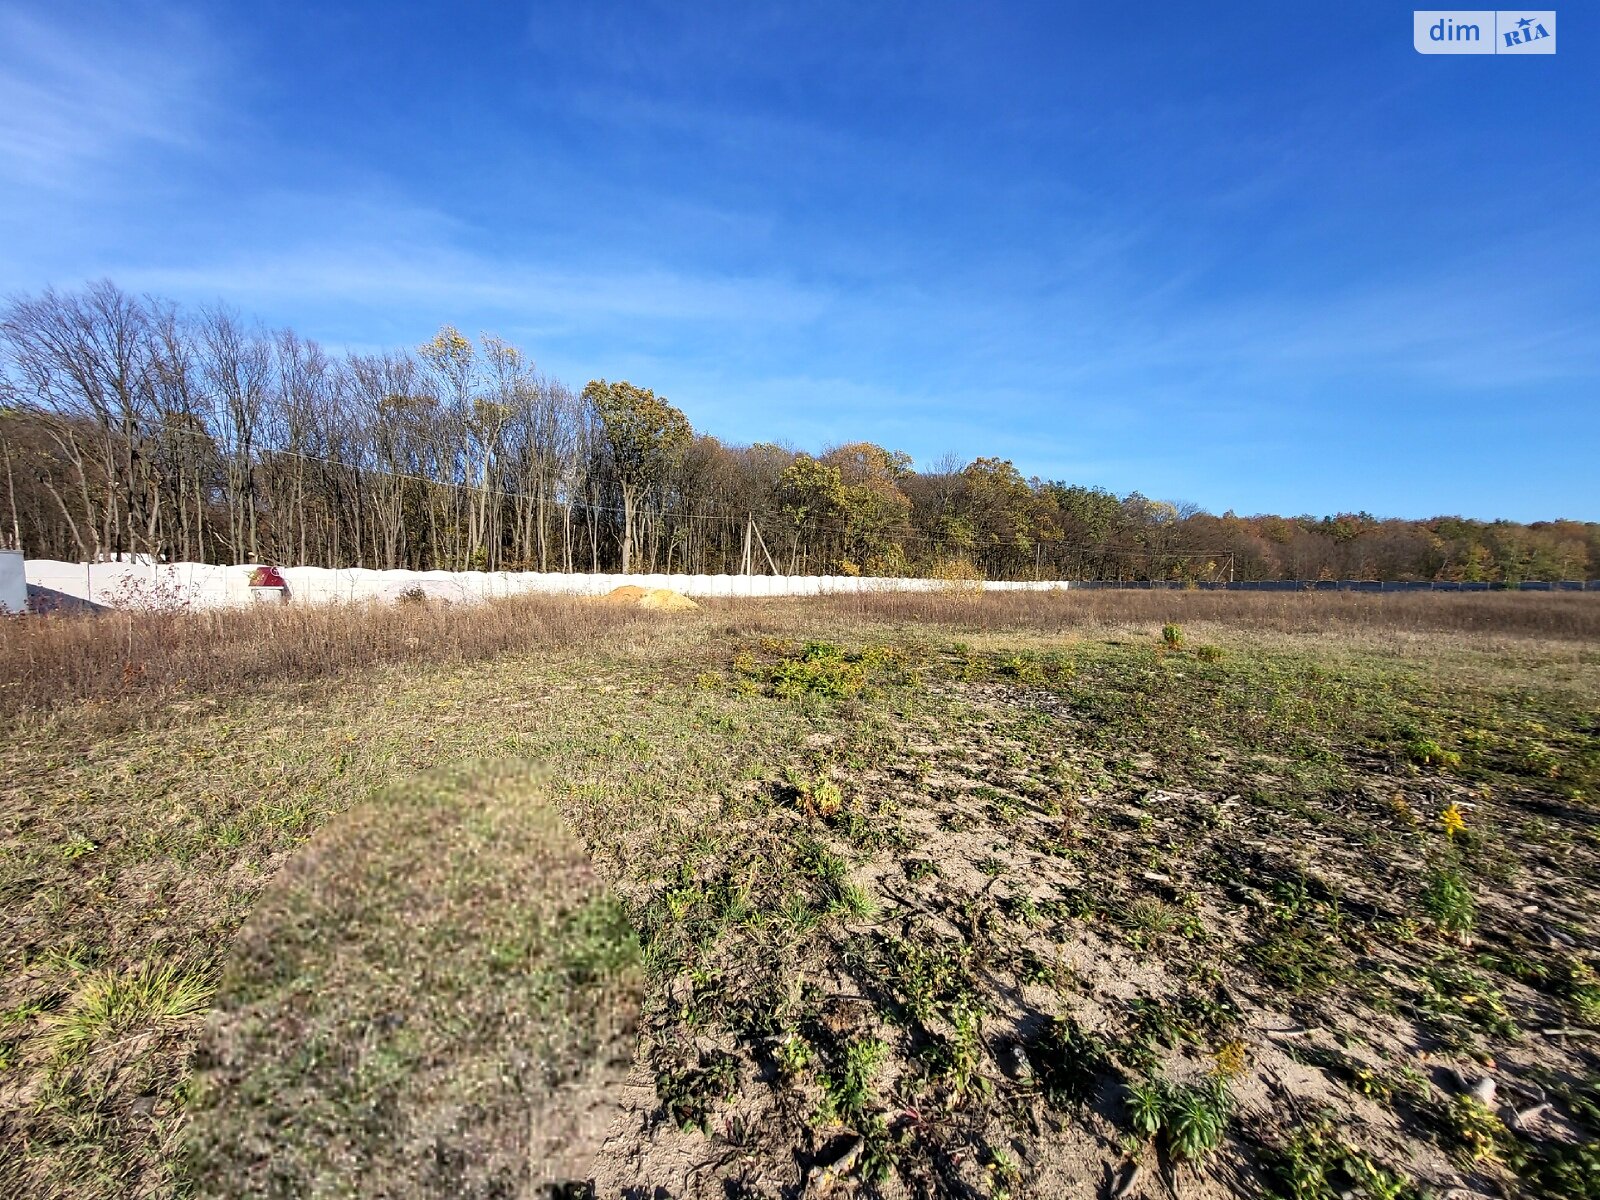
{"left": 1, "top": 2, "right": 1594, "bottom": 521}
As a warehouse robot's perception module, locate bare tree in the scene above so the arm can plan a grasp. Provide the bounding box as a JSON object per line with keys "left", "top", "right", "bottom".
{"left": 1, "top": 282, "right": 1591, "bottom": 584}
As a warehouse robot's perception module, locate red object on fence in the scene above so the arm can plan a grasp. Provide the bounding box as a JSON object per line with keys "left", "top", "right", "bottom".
{"left": 249, "top": 566, "right": 287, "bottom": 588}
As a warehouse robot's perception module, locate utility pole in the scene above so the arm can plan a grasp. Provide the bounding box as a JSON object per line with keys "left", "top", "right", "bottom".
{"left": 751, "top": 516, "right": 780, "bottom": 575}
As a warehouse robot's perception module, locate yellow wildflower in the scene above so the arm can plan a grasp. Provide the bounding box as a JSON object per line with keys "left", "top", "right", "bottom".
{"left": 1214, "top": 1039, "right": 1249, "bottom": 1079}
{"left": 1440, "top": 802, "right": 1467, "bottom": 838}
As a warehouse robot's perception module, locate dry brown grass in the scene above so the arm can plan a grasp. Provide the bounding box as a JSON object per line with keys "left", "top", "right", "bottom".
{"left": 2, "top": 589, "right": 1597, "bottom": 1198}
{"left": 0, "top": 594, "right": 656, "bottom": 722}
{"left": 185, "top": 763, "right": 643, "bottom": 1198}
{"left": 805, "top": 587, "right": 1600, "bottom": 641}
{"left": 4, "top": 588, "right": 1596, "bottom": 724}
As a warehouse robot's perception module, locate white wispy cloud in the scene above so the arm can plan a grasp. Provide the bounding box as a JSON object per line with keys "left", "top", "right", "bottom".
{"left": 115, "top": 198, "right": 831, "bottom": 333}
{"left": 0, "top": 5, "right": 217, "bottom": 191}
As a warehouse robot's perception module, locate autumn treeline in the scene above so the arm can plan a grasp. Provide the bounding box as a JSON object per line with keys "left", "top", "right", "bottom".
{"left": 1, "top": 281, "right": 1595, "bottom": 582}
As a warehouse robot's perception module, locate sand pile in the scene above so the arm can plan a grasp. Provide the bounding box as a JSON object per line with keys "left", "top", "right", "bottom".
{"left": 598, "top": 584, "right": 699, "bottom": 611}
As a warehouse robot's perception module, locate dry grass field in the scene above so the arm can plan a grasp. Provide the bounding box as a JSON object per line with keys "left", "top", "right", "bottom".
{"left": 183, "top": 763, "right": 644, "bottom": 1198}
{"left": 1, "top": 591, "right": 1597, "bottom": 1198}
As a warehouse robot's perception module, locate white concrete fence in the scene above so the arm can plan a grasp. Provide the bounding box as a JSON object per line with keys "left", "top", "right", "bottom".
{"left": 0, "top": 550, "right": 25, "bottom": 614}
{"left": 22, "top": 558, "right": 1062, "bottom": 611}
{"left": 21, "top": 558, "right": 1597, "bottom": 613}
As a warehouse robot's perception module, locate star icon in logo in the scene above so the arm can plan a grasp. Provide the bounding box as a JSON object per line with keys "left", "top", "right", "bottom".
{"left": 1517, "top": 15, "right": 1534, "bottom": 29}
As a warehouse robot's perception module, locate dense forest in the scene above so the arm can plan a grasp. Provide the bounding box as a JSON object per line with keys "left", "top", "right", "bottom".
{"left": 1, "top": 282, "right": 1595, "bottom": 582}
